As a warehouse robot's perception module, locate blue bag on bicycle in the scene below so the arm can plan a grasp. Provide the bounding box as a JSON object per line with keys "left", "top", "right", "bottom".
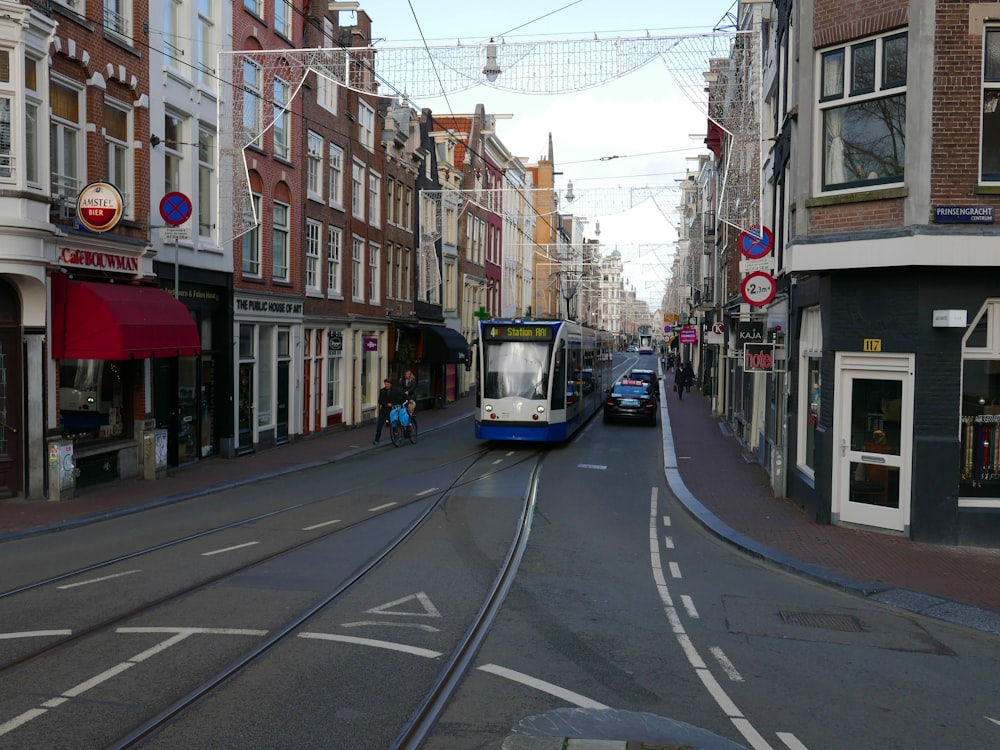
{"left": 398, "top": 407, "right": 410, "bottom": 427}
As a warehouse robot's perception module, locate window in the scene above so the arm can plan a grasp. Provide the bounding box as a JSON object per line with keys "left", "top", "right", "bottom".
{"left": 273, "top": 78, "right": 290, "bottom": 160}
{"left": 982, "top": 29, "right": 1000, "bottom": 181}
{"left": 327, "top": 226, "right": 342, "bottom": 297}
{"left": 1, "top": 52, "right": 12, "bottom": 180}
{"left": 819, "top": 31, "right": 906, "bottom": 191}
{"left": 358, "top": 101, "right": 375, "bottom": 149}
{"left": 24, "top": 57, "right": 39, "bottom": 186}
{"left": 243, "top": 59, "right": 263, "bottom": 145}
{"left": 797, "top": 307, "right": 823, "bottom": 477}
{"left": 351, "top": 161, "right": 364, "bottom": 218}
{"left": 328, "top": 143, "right": 344, "bottom": 207}
{"left": 103, "top": 0, "right": 131, "bottom": 38}
{"left": 387, "top": 180, "right": 395, "bottom": 226}
{"left": 327, "top": 332, "right": 343, "bottom": 410}
{"left": 257, "top": 325, "right": 273, "bottom": 427}
{"left": 317, "top": 19, "right": 339, "bottom": 114}
{"left": 242, "top": 193, "right": 261, "bottom": 276}
{"left": 307, "top": 131, "right": 323, "bottom": 200}
{"left": 401, "top": 246, "right": 412, "bottom": 301}
{"left": 274, "top": 0, "right": 292, "bottom": 39}
{"left": 104, "top": 100, "right": 133, "bottom": 216}
{"left": 164, "top": 0, "right": 182, "bottom": 61}
{"left": 197, "top": 0, "right": 215, "bottom": 87}
{"left": 244, "top": 0, "right": 262, "bottom": 18}
{"left": 164, "top": 111, "right": 184, "bottom": 195}
{"left": 386, "top": 244, "right": 396, "bottom": 299}
{"left": 368, "top": 243, "right": 380, "bottom": 303}
{"left": 352, "top": 236, "right": 363, "bottom": 301}
{"left": 198, "top": 124, "right": 215, "bottom": 237}
{"left": 368, "top": 171, "right": 381, "bottom": 226}
{"left": 960, "top": 300, "right": 1000, "bottom": 507}
{"left": 273, "top": 201, "right": 289, "bottom": 281}
{"left": 306, "top": 219, "right": 321, "bottom": 292}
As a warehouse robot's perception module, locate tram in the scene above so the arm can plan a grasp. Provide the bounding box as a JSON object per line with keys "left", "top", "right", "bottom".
{"left": 474, "top": 318, "right": 614, "bottom": 442}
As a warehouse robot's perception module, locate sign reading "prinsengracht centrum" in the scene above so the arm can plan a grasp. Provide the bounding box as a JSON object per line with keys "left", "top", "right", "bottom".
{"left": 933, "top": 205, "right": 995, "bottom": 223}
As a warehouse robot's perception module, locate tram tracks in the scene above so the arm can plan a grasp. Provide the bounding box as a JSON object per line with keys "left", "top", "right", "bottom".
{"left": 0, "top": 446, "right": 545, "bottom": 748}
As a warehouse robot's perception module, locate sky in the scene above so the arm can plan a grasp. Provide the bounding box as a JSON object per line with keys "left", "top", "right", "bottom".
{"left": 352, "top": 0, "right": 738, "bottom": 306}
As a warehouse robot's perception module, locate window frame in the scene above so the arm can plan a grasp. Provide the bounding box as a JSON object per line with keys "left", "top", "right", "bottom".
{"left": 981, "top": 27, "right": 1000, "bottom": 182}
{"left": 272, "top": 200, "right": 290, "bottom": 281}
{"left": 242, "top": 192, "right": 262, "bottom": 277}
{"left": 273, "top": 77, "right": 291, "bottom": 160}
{"left": 306, "top": 218, "right": 322, "bottom": 293}
{"left": 306, "top": 130, "right": 323, "bottom": 201}
{"left": 328, "top": 142, "right": 344, "bottom": 208}
{"left": 327, "top": 226, "right": 343, "bottom": 298}
{"left": 103, "top": 98, "right": 134, "bottom": 219}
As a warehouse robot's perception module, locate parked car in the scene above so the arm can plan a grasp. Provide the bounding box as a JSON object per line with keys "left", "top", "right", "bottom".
{"left": 626, "top": 345, "right": 637, "bottom": 352}
{"left": 627, "top": 368, "right": 660, "bottom": 399}
{"left": 603, "top": 379, "right": 658, "bottom": 426}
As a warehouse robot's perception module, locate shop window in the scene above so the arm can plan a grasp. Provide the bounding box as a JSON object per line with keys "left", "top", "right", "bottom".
{"left": 797, "top": 307, "right": 823, "bottom": 478}
{"left": 59, "top": 359, "right": 130, "bottom": 442}
{"left": 960, "top": 300, "right": 1000, "bottom": 505}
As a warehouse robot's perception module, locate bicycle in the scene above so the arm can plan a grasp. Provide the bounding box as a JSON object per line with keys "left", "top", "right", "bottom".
{"left": 389, "top": 403, "right": 419, "bottom": 447}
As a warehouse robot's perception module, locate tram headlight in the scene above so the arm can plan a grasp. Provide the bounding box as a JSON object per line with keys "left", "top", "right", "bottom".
{"left": 484, "top": 404, "right": 493, "bottom": 412}
{"left": 536, "top": 405, "right": 545, "bottom": 414}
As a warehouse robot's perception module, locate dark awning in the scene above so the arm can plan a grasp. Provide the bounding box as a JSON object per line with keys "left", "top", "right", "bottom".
{"left": 52, "top": 277, "right": 201, "bottom": 360}
{"left": 422, "top": 324, "right": 468, "bottom": 365}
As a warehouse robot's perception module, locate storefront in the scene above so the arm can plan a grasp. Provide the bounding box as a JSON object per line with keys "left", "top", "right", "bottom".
{"left": 392, "top": 322, "right": 469, "bottom": 408}
{"left": 50, "top": 270, "right": 201, "bottom": 487}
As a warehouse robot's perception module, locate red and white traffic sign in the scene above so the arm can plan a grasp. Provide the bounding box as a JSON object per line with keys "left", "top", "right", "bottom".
{"left": 160, "top": 192, "right": 193, "bottom": 226}
{"left": 740, "top": 271, "right": 776, "bottom": 307}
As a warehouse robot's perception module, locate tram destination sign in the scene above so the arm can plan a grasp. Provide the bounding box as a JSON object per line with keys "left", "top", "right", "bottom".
{"left": 483, "top": 324, "right": 555, "bottom": 341}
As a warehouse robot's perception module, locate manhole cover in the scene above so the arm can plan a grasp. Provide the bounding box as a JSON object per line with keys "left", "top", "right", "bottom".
{"left": 780, "top": 610, "right": 866, "bottom": 632}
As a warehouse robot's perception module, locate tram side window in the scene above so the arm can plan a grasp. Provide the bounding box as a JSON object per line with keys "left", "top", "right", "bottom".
{"left": 59, "top": 359, "right": 128, "bottom": 441}
{"left": 484, "top": 341, "right": 551, "bottom": 400}
{"left": 552, "top": 343, "right": 566, "bottom": 410}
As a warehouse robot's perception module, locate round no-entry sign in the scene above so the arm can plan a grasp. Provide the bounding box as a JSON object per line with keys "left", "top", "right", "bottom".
{"left": 159, "top": 192, "right": 192, "bottom": 226}
{"left": 738, "top": 225, "right": 774, "bottom": 259}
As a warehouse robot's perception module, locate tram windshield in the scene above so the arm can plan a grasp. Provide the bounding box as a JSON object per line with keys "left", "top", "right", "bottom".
{"left": 484, "top": 341, "right": 551, "bottom": 400}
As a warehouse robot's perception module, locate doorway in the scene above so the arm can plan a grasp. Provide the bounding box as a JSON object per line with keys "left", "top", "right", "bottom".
{"left": 0, "top": 279, "right": 22, "bottom": 498}
{"left": 833, "top": 353, "right": 913, "bottom": 533}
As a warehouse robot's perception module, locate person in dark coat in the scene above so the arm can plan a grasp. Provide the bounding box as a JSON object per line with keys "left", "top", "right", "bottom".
{"left": 373, "top": 378, "right": 401, "bottom": 444}
{"left": 674, "top": 362, "right": 694, "bottom": 399}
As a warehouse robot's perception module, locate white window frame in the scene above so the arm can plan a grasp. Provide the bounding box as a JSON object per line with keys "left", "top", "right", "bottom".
{"left": 351, "top": 160, "right": 364, "bottom": 219}
{"left": 352, "top": 235, "right": 364, "bottom": 302}
{"left": 103, "top": 0, "right": 132, "bottom": 39}
{"left": 50, "top": 77, "right": 83, "bottom": 199}
{"left": 197, "top": 0, "right": 215, "bottom": 88}
{"left": 317, "top": 19, "right": 339, "bottom": 114}
{"left": 328, "top": 143, "right": 344, "bottom": 208}
{"left": 368, "top": 170, "right": 381, "bottom": 227}
{"left": 358, "top": 100, "right": 375, "bottom": 150}
{"left": 307, "top": 130, "right": 323, "bottom": 201}
{"left": 327, "top": 226, "right": 343, "bottom": 298}
{"left": 244, "top": 0, "right": 262, "bottom": 18}
{"left": 326, "top": 335, "right": 343, "bottom": 412}
{"left": 164, "top": 109, "right": 185, "bottom": 196}
{"left": 273, "top": 200, "right": 290, "bottom": 281}
{"left": 242, "top": 193, "right": 262, "bottom": 276}
{"left": 164, "top": 0, "right": 183, "bottom": 63}
{"left": 243, "top": 58, "right": 263, "bottom": 145}
{"left": 817, "top": 30, "right": 907, "bottom": 193}
{"left": 197, "top": 123, "right": 215, "bottom": 239}
{"left": 368, "top": 243, "right": 380, "bottom": 304}
{"left": 274, "top": 0, "right": 292, "bottom": 39}
{"left": 104, "top": 98, "right": 134, "bottom": 219}
{"left": 306, "top": 219, "right": 322, "bottom": 293}
{"left": 273, "top": 77, "right": 291, "bottom": 160}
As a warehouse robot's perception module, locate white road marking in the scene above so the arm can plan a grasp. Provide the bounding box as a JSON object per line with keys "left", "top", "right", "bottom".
{"left": 987, "top": 715, "right": 1000, "bottom": 727}
{"left": 506, "top": 451, "right": 515, "bottom": 456}
{"left": 415, "top": 487, "right": 438, "bottom": 496}
{"left": 0, "top": 630, "right": 71, "bottom": 640}
{"left": 649, "top": 489, "right": 777, "bottom": 750}
{"left": 478, "top": 664, "right": 609, "bottom": 709}
{"left": 1, "top": 628, "right": 266, "bottom": 739}
{"left": 680, "top": 595, "right": 699, "bottom": 619}
{"left": 298, "top": 632, "right": 441, "bottom": 658}
{"left": 365, "top": 592, "right": 441, "bottom": 618}
{"left": 710, "top": 646, "right": 744, "bottom": 682}
{"left": 340, "top": 621, "right": 440, "bottom": 632}
{"left": 664, "top": 535, "right": 675, "bottom": 549}
{"left": 777, "top": 732, "right": 810, "bottom": 749}
{"left": 302, "top": 519, "right": 341, "bottom": 530}
{"left": 668, "top": 561, "right": 682, "bottom": 579}
{"left": 201, "top": 541, "right": 259, "bottom": 556}
{"left": 368, "top": 502, "right": 398, "bottom": 511}
{"left": 57, "top": 569, "right": 141, "bottom": 590}
{"left": 578, "top": 464, "right": 607, "bottom": 470}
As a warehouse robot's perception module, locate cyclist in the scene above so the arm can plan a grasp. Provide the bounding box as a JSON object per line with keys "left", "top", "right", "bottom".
{"left": 373, "top": 377, "right": 402, "bottom": 445}
{"left": 400, "top": 370, "right": 418, "bottom": 417}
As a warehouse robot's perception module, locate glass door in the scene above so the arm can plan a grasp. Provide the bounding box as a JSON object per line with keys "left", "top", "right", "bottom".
{"left": 834, "top": 354, "right": 913, "bottom": 533}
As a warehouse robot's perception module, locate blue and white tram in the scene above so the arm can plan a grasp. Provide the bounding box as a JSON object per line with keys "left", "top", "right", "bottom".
{"left": 474, "top": 319, "right": 614, "bottom": 442}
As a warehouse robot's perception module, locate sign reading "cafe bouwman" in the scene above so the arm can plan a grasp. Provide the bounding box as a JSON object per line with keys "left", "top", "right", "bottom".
{"left": 76, "top": 182, "right": 125, "bottom": 233}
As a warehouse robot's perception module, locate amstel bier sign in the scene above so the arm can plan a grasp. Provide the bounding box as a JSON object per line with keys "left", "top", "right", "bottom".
{"left": 76, "top": 182, "right": 125, "bottom": 233}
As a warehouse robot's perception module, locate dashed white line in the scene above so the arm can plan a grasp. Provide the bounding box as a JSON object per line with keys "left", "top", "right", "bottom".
{"left": 664, "top": 535, "right": 675, "bottom": 549}
{"left": 710, "top": 646, "right": 744, "bottom": 682}
{"left": 415, "top": 488, "right": 438, "bottom": 497}
{"left": 368, "top": 502, "right": 398, "bottom": 511}
{"left": 302, "top": 519, "right": 341, "bottom": 530}
{"left": 0, "top": 631, "right": 71, "bottom": 640}
{"left": 492, "top": 459, "right": 503, "bottom": 465}
{"left": 201, "top": 541, "right": 259, "bottom": 557}
{"left": 578, "top": 464, "right": 607, "bottom": 470}
{"left": 668, "top": 561, "right": 682, "bottom": 579}
{"left": 680, "top": 595, "right": 699, "bottom": 619}
{"left": 57, "top": 569, "right": 141, "bottom": 590}
{"left": 662, "top": 515, "right": 672, "bottom": 526}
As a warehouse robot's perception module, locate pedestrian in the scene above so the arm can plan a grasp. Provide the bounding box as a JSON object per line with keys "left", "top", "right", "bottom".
{"left": 674, "top": 361, "right": 694, "bottom": 400}
{"left": 373, "top": 378, "right": 399, "bottom": 444}
{"left": 400, "top": 369, "right": 418, "bottom": 416}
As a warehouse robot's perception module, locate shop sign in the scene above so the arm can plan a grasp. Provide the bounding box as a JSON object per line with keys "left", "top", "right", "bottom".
{"left": 328, "top": 331, "right": 343, "bottom": 350}
{"left": 744, "top": 343, "right": 774, "bottom": 372}
{"left": 76, "top": 182, "right": 125, "bottom": 233}
{"left": 234, "top": 297, "right": 303, "bottom": 316}
{"left": 59, "top": 247, "right": 139, "bottom": 274}
{"left": 738, "top": 321, "right": 765, "bottom": 344}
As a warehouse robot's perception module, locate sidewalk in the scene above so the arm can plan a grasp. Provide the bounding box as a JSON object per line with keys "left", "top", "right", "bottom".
{"left": 3, "top": 390, "right": 999, "bottom": 635}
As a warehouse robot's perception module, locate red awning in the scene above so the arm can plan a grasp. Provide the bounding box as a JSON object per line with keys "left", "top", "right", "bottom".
{"left": 52, "top": 276, "right": 201, "bottom": 359}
